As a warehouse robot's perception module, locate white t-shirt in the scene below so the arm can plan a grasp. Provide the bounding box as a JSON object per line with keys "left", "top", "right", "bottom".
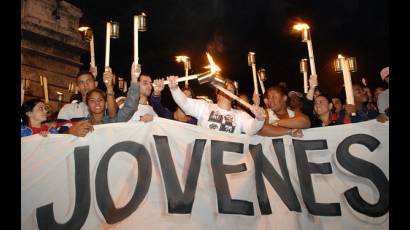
{"left": 57, "top": 101, "right": 89, "bottom": 121}
{"left": 267, "top": 108, "right": 295, "bottom": 124}
{"left": 171, "top": 87, "right": 264, "bottom": 135}
{"left": 128, "top": 104, "right": 158, "bottom": 122}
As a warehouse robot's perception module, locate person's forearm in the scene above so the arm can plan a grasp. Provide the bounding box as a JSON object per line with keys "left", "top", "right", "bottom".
{"left": 114, "top": 82, "right": 140, "bottom": 122}
{"left": 170, "top": 87, "right": 190, "bottom": 113}
{"left": 257, "top": 124, "right": 290, "bottom": 137}
{"left": 150, "top": 94, "right": 173, "bottom": 119}
{"left": 277, "top": 116, "right": 311, "bottom": 129}
{"left": 306, "top": 85, "right": 316, "bottom": 101}
{"left": 106, "top": 87, "right": 118, "bottom": 118}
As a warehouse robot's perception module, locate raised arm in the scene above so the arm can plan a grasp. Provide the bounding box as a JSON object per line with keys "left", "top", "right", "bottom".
{"left": 306, "top": 74, "right": 318, "bottom": 101}
{"left": 103, "top": 67, "right": 118, "bottom": 118}
{"left": 272, "top": 111, "right": 311, "bottom": 129}
{"left": 167, "top": 76, "right": 205, "bottom": 118}
{"left": 150, "top": 78, "right": 173, "bottom": 119}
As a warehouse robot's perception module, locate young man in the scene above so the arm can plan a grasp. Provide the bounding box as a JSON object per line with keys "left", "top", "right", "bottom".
{"left": 258, "top": 85, "right": 310, "bottom": 137}
{"left": 128, "top": 74, "right": 158, "bottom": 123}
{"left": 57, "top": 67, "right": 120, "bottom": 137}
{"left": 168, "top": 76, "right": 265, "bottom": 135}
{"left": 339, "top": 83, "right": 379, "bottom": 123}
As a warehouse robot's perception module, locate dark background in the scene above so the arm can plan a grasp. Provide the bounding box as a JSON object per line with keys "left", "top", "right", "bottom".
{"left": 68, "top": 0, "right": 389, "bottom": 105}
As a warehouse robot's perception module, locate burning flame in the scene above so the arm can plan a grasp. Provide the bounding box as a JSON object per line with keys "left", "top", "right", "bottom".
{"left": 175, "top": 55, "right": 189, "bottom": 63}
{"left": 293, "top": 23, "right": 310, "bottom": 31}
{"left": 204, "top": 52, "right": 221, "bottom": 73}
{"left": 78, "top": 26, "right": 91, "bottom": 32}
{"left": 338, "top": 54, "right": 344, "bottom": 58}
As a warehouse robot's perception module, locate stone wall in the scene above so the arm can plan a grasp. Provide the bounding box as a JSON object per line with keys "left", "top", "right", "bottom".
{"left": 21, "top": 0, "right": 88, "bottom": 111}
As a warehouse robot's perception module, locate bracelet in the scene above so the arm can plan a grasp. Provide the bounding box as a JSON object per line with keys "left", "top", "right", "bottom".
{"left": 107, "top": 92, "right": 115, "bottom": 97}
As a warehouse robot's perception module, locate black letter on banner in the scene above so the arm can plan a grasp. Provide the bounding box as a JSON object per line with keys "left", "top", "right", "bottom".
{"left": 336, "top": 134, "right": 389, "bottom": 217}
{"left": 292, "top": 139, "right": 341, "bottom": 216}
{"left": 36, "top": 146, "right": 91, "bottom": 230}
{"left": 249, "top": 140, "right": 301, "bottom": 214}
{"left": 153, "top": 135, "right": 206, "bottom": 214}
{"left": 95, "top": 141, "right": 152, "bottom": 224}
{"left": 211, "top": 140, "right": 254, "bottom": 215}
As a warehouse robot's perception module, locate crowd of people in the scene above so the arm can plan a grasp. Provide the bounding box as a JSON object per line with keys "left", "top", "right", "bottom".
{"left": 21, "top": 64, "right": 389, "bottom": 138}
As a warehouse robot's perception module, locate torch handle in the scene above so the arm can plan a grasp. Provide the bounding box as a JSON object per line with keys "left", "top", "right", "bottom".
{"left": 134, "top": 16, "right": 139, "bottom": 64}
{"left": 163, "top": 74, "right": 199, "bottom": 85}
{"left": 211, "top": 83, "right": 254, "bottom": 111}
{"left": 252, "top": 64, "right": 259, "bottom": 95}
{"left": 43, "top": 76, "right": 49, "bottom": 104}
{"left": 303, "top": 72, "right": 308, "bottom": 94}
{"left": 258, "top": 74, "right": 265, "bottom": 95}
{"left": 307, "top": 40, "right": 317, "bottom": 76}
{"left": 21, "top": 79, "right": 24, "bottom": 106}
{"left": 341, "top": 57, "right": 356, "bottom": 116}
{"left": 90, "top": 35, "right": 95, "bottom": 67}
{"left": 185, "top": 68, "right": 189, "bottom": 88}
{"left": 105, "top": 23, "right": 111, "bottom": 68}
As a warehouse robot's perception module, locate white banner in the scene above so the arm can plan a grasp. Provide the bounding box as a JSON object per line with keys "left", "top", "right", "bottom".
{"left": 21, "top": 118, "right": 389, "bottom": 230}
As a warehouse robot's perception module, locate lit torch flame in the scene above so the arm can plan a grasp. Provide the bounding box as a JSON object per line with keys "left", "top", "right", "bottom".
{"left": 78, "top": 26, "right": 91, "bottom": 32}
{"left": 204, "top": 52, "right": 221, "bottom": 74}
{"left": 175, "top": 55, "right": 189, "bottom": 63}
{"left": 293, "top": 23, "right": 310, "bottom": 31}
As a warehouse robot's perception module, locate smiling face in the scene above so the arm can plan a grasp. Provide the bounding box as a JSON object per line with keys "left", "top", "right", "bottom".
{"left": 266, "top": 88, "right": 287, "bottom": 112}
{"left": 87, "top": 90, "right": 106, "bottom": 114}
{"left": 26, "top": 102, "right": 47, "bottom": 125}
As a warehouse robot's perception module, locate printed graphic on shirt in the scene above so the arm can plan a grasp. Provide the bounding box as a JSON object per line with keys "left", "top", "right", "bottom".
{"left": 207, "top": 110, "right": 236, "bottom": 133}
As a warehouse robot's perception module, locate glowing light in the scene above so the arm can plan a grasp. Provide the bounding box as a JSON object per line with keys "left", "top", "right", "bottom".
{"left": 204, "top": 52, "right": 221, "bottom": 73}
{"left": 293, "top": 23, "right": 310, "bottom": 31}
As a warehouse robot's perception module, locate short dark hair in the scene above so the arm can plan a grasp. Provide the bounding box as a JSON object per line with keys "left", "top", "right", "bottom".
{"left": 215, "top": 79, "right": 237, "bottom": 98}
{"left": 182, "top": 86, "right": 195, "bottom": 98}
{"left": 76, "top": 71, "right": 94, "bottom": 81}
{"left": 265, "top": 85, "right": 287, "bottom": 98}
{"left": 21, "top": 98, "right": 43, "bottom": 126}
{"left": 315, "top": 94, "right": 332, "bottom": 104}
{"left": 86, "top": 88, "right": 106, "bottom": 105}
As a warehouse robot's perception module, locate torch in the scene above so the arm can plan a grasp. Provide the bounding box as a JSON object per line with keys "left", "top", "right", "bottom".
{"left": 300, "top": 59, "right": 309, "bottom": 94}
{"left": 257, "top": 68, "right": 267, "bottom": 95}
{"left": 78, "top": 26, "right": 95, "bottom": 69}
{"left": 248, "top": 52, "right": 259, "bottom": 95}
{"left": 334, "top": 55, "right": 357, "bottom": 115}
{"left": 175, "top": 55, "right": 191, "bottom": 88}
{"left": 134, "top": 13, "right": 147, "bottom": 66}
{"left": 162, "top": 53, "right": 220, "bottom": 85}
{"left": 39, "top": 75, "right": 49, "bottom": 104}
{"left": 293, "top": 23, "right": 317, "bottom": 77}
{"left": 105, "top": 21, "right": 120, "bottom": 70}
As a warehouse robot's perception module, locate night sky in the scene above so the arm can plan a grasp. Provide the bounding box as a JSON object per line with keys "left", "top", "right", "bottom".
{"left": 68, "top": 0, "right": 389, "bottom": 105}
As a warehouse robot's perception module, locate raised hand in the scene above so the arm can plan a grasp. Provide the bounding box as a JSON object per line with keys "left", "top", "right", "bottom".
{"left": 103, "top": 67, "right": 114, "bottom": 89}
{"left": 166, "top": 76, "right": 179, "bottom": 90}
{"left": 131, "top": 62, "right": 142, "bottom": 82}
{"left": 252, "top": 93, "right": 260, "bottom": 107}
{"left": 153, "top": 79, "right": 165, "bottom": 96}
{"left": 309, "top": 74, "right": 318, "bottom": 88}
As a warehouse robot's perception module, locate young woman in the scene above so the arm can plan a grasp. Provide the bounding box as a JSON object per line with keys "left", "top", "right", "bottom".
{"left": 21, "top": 98, "right": 59, "bottom": 137}
{"left": 85, "top": 80, "right": 140, "bottom": 125}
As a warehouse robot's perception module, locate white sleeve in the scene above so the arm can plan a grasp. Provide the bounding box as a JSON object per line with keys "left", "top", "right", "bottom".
{"left": 377, "top": 91, "right": 389, "bottom": 114}
{"left": 57, "top": 104, "right": 73, "bottom": 121}
{"left": 239, "top": 111, "right": 264, "bottom": 135}
{"left": 170, "top": 87, "right": 207, "bottom": 119}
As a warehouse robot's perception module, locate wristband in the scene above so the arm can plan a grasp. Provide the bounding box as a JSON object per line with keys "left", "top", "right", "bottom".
{"left": 107, "top": 92, "right": 115, "bottom": 97}
{"left": 287, "top": 129, "right": 292, "bottom": 136}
